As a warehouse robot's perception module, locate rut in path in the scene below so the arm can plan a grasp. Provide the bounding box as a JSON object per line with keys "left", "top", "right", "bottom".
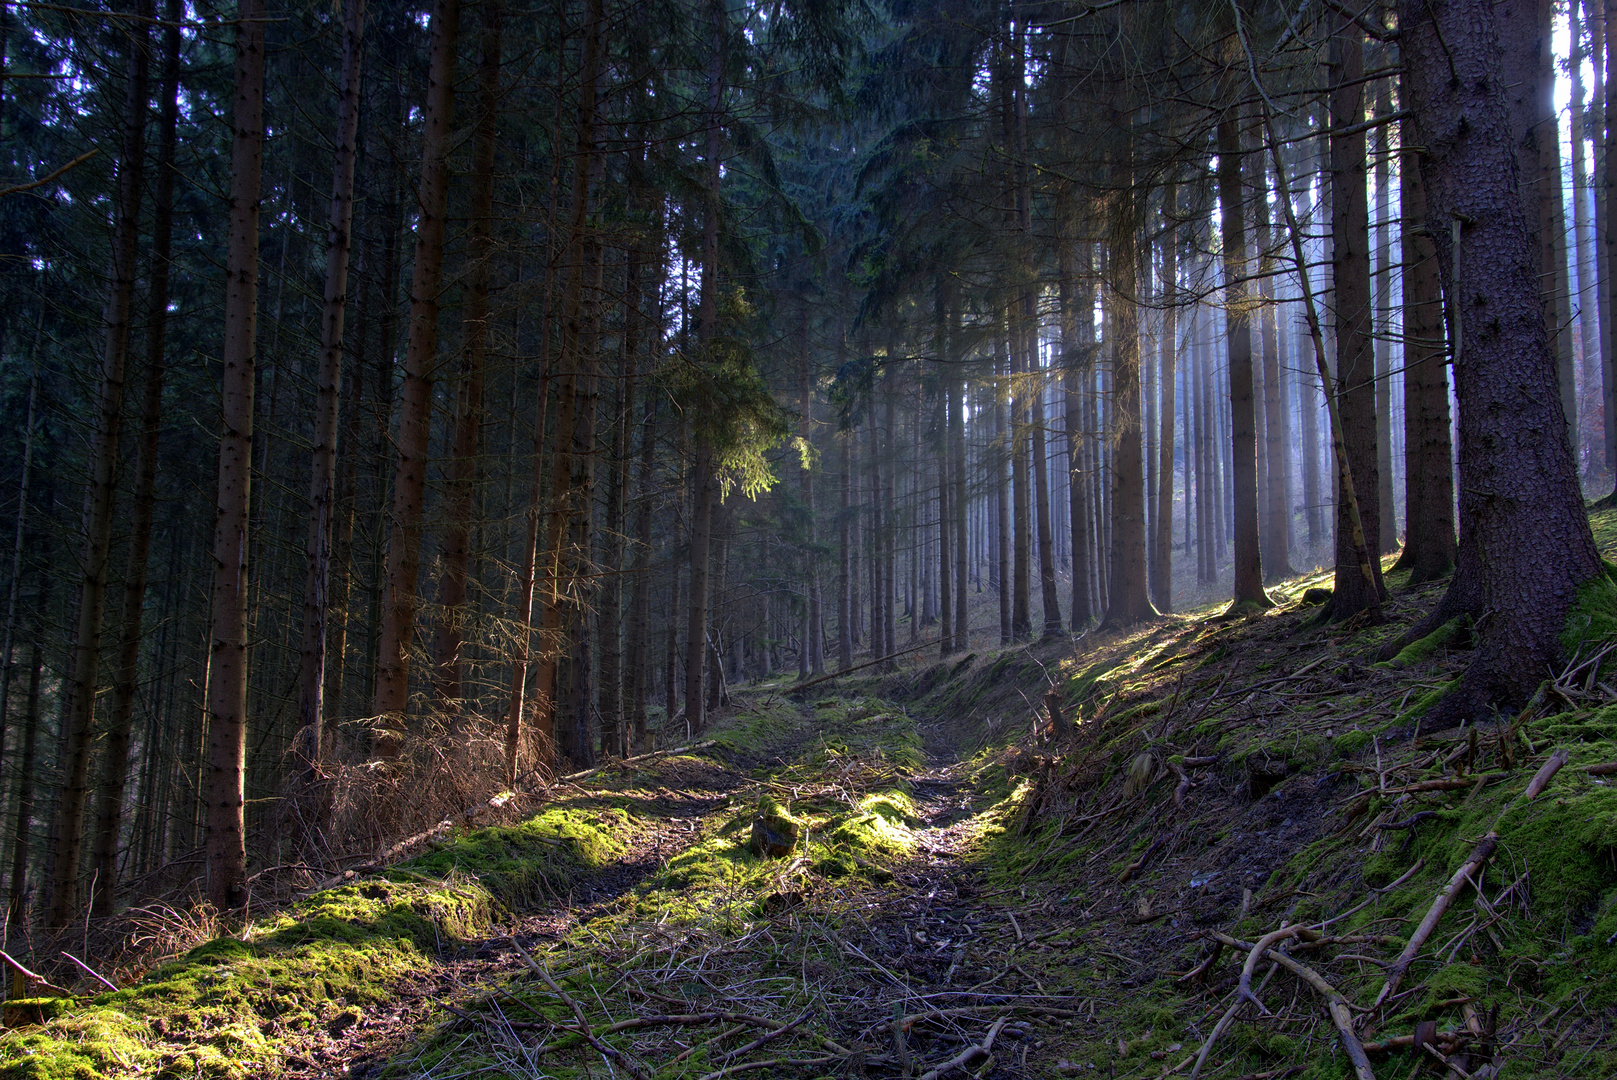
{"left": 288, "top": 694, "right": 1082, "bottom": 1080}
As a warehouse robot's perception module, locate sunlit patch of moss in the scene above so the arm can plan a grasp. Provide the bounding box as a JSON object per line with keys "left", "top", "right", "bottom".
{"left": 0, "top": 809, "right": 632, "bottom": 1080}
{"left": 1391, "top": 680, "right": 1457, "bottom": 727}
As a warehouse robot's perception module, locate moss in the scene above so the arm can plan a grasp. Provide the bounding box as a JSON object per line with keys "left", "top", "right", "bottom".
{"left": 1534, "top": 704, "right": 1617, "bottom": 744}
{"left": 1562, "top": 563, "right": 1617, "bottom": 658}
{"left": 1334, "top": 729, "right": 1373, "bottom": 757}
{"left": 1375, "top": 616, "right": 1466, "bottom": 670}
{"left": 1391, "top": 680, "right": 1457, "bottom": 727}
{"left": 0, "top": 808, "right": 625, "bottom": 1080}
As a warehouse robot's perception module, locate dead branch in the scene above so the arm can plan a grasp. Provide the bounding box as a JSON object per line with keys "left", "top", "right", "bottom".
{"left": 695, "top": 1010, "right": 812, "bottom": 1080}
{"left": 0, "top": 949, "right": 74, "bottom": 997}
{"left": 511, "top": 938, "right": 652, "bottom": 1080}
{"left": 915, "top": 1016, "right": 1009, "bottom": 1080}
{"left": 59, "top": 952, "right": 117, "bottom": 993}
{"left": 1373, "top": 833, "right": 1498, "bottom": 1010}
{"left": 1210, "top": 932, "right": 1376, "bottom": 1080}
{"left": 1522, "top": 748, "right": 1570, "bottom": 801}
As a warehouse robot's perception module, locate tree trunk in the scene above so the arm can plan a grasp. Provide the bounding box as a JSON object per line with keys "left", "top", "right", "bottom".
{"left": 1593, "top": 0, "right": 1615, "bottom": 472}
{"left": 1572, "top": 1, "right": 1600, "bottom": 474}
{"left": 7, "top": 594, "right": 45, "bottom": 928}
{"left": 685, "top": 0, "right": 723, "bottom": 734}
{"left": 1218, "top": 96, "right": 1270, "bottom": 611}
{"left": 1396, "top": 124, "right": 1457, "bottom": 583}
{"left": 1398, "top": 0, "right": 1605, "bottom": 723}
{"left": 1536, "top": 0, "right": 1577, "bottom": 457}
{"left": 88, "top": 0, "right": 180, "bottom": 917}
{"left": 1152, "top": 189, "right": 1177, "bottom": 610}
{"left": 1254, "top": 151, "right": 1289, "bottom": 580}
{"left": 1373, "top": 78, "right": 1399, "bottom": 555}
{"left": 838, "top": 430, "right": 853, "bottom": 669}
{"left": 995, "top": 343, "right": 1012, "bottom": 643}
{"left": 48, "top": 0, "right": 148, "bottom": 928}
{"left": 1325, "top": 15, "right": 1386, "bottom": 619}
{"left": 1101, "top": 154, "right": 1157, "bottom": 629}
{"left": 295, "top": 0, "right": 367, "bottom": 773}
{"left": 433, "top": 0, "right": 502, "bottom": 715}
{"left": 371, "top": 0, "right": 462, "bottom": 753}
{"left": 202, "top": 0, "right": 265, "bottom": 911}
{"left": 1061, "top": 238, "right": 1093, "bottom": 626}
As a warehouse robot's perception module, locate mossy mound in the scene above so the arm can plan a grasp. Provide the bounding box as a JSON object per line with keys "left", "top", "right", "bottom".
{"left": 0, "top": 808, "right": 627, "bottom": 1080}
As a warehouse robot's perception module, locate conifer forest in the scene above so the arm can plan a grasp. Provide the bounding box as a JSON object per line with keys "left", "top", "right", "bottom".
{"left": 8, "top": 0, "right": 1617, "bottom": 1076}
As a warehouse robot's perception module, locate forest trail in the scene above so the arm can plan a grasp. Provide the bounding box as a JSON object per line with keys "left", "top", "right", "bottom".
{"left": 293, "top": 692, "right": 1072, "bottom": 1080}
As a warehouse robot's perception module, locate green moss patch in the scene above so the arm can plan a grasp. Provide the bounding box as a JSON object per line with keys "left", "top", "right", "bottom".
{"left": 0, "top": 809, "right": 627, "bottom": 1080}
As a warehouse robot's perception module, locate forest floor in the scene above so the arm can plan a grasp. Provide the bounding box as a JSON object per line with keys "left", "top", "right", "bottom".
{"left": 9, "top": 513, "right": 1617, "bottom": 1079}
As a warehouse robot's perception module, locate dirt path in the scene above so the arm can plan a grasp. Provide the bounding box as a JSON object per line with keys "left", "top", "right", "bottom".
{"left": 286, "top": 693, "right": 1080, "bottom": 1080}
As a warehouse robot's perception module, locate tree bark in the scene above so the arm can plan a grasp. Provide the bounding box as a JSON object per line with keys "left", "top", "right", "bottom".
{"left": 202, "top": 0, "right": 265, "bottom": 911}
{"left": 433, "top": 0, "right": 502, "bottom": 715}
{"left": 295, "top": 0, "right": 367, "bottom": 773}
{"left": 1218, "top": 94, "right": 1270, "bottom": 611}
{"left": 1395, "top": 128, "right": 1456, "bottom": 583}
{"left": 1374, "top": 77, "right": 1399, "bottom": 554}
{"left": 371, "top": 0, "right": 462, "bottom": 754}
{"left": 1395, "top": 0, "right": 1604, "bottom": 723}
{"left": 1101, "top": 154, "right": 1157, "bottom": 629}
{"left": 1325, "top": 14, "right": 1386, "bottom": 619}
{"left": 1061, "top": 237, "right": 1093, "bottom": 626}
{"left": 1152, "top": 188, "right": 1177, "bottom": 611}
{"left": 89, "top": 0, "right": 180, "bottom": 917}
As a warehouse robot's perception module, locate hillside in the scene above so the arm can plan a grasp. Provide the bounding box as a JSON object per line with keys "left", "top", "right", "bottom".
{"left": 5, "top": 516, "right": 1617, "bottom": 1079}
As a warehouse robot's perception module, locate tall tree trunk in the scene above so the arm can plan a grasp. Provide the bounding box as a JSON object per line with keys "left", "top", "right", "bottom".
{"left": 685, "top": 0, "right": 723, "bottom": 733}
{"left": 1572, "top": 0, "right": 1601, "bottom": 473}
{"left": 1101, "top": 155, "right": 1156, "bottom": 628}
{"left": 1373, "top": 77, "right": 1399, "bottom": 554}
{"left": 950, "top": 299, "right": 967, "bottom": 647}
{"left": 1397, "top": 0, "right": 1604, "bottom": 722}
{"left": 626, "top": 322, "right": 659, "bottom": 751}
{"left": 202, "top": 0, "right": 265, "bottom": 911}
{"left": 602, "top": 240, "right": 642, "bottom": 757}
{"left": 937, "top": 286, "right": 953, "bottom": 658}
{"left": 1152, "top": 191, "right": 1177, "bottom": 611}
{"left": 1396, "top": 134, "right": 1457, "bottom": 583}
{"left": 48, "top": 0, "right": 148, "bottom": 928}
{"left": 1218, "top": 93, "right": 1270, "bottom": 610}
{"left": 1536, "top": 0, "right": 1578, "bottom": 457}
{"left": 295, "top": 0, "right": 367, "bottom": 771}
{"left": 0, "top": 348, "right": 37, "bottom": 817}
{"left": 433, "top": 0, "right": 502, "bottom": 715}
{"left": 371, "top": 0, "right": 462, "bottom": 753}
{"left": 89, "top": 0, "right": 180, "bottom": 917}
{"left": 1255, "top": 151, "right": 1289, "bottom": 580}
{"left": 7, "top": 590, "right": 45, "bottom": 930}
{"left": 838, "top": 430, "right": 853, "bottom": 669}
{"left": 995, "top": 344, "right": 1012, "bottom": 643}
{"left": 1594, "top": 0, "right": 1616, "bottom": 472}
{"left": 1325, "top": 14, "right": 1386, "bottom": 619}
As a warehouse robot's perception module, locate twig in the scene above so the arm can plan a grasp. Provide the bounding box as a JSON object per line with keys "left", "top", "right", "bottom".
{"left": 1373, "top": 833, "right": 1498, "bottom": 1010}
{"left": 1238, "top": 925, "right": 1307, "bottom": 1014}
{"left": 59, "top": 952, "right": 117, "bottom": 993}
{"left": 916, "top": 1016, "right": 1008, "bottom": 1080}
{"left": 510, "top": 938, "right": 652, "bottom": 1080}
{"left": 0, "top": 149, "right": 99, "bottom": 198}
{"left": 696, "top": 1010, "right": 812, "bottom": 1080}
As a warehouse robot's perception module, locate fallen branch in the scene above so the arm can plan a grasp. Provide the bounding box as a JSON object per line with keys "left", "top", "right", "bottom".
{"left": 1237, "top": 925, "right": 1310, "bottom": 1014}
{"left": 1522, "top": 748, "right": 1570, "bottom": 801}
{"left": 1373, "top": 833, "right": 1497, "bottom": 1010}
{"left": 916, "top": 1016, "right": 1008, "bottom": 1080}
{"left": 696, "top": 1009, "right": 812, "bottom": 1080}
{"left": 1209, "top": 932, "right": 1375, "bottom": 1080}
{"left": 1118, "top": 835, "right": 1169, "bottom": 883}
{"left": 559, "top": 741, "right": 717, "bottom": 783}
{"left": 60, "top": 952, "right": 117, "bottom": 993}
{"left": 511, "top": 938, "right": 652, "bottom": 1080}
{"left": 0, "top": 949, "right": 73, "bottom": 997}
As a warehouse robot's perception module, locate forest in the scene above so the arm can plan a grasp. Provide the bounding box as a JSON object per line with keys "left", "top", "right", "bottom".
{"left": 2, "top": 0, "right": 1617, "bottom": 1076}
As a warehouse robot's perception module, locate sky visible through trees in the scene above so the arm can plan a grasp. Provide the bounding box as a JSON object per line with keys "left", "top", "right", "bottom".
{"left": 0, "top": 0, "right": 1604, "bottom": 928}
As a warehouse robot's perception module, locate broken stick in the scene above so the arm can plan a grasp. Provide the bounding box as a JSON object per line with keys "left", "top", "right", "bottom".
{"left": 1373, "top": 833, "right": 1498, "bottom": 1010}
